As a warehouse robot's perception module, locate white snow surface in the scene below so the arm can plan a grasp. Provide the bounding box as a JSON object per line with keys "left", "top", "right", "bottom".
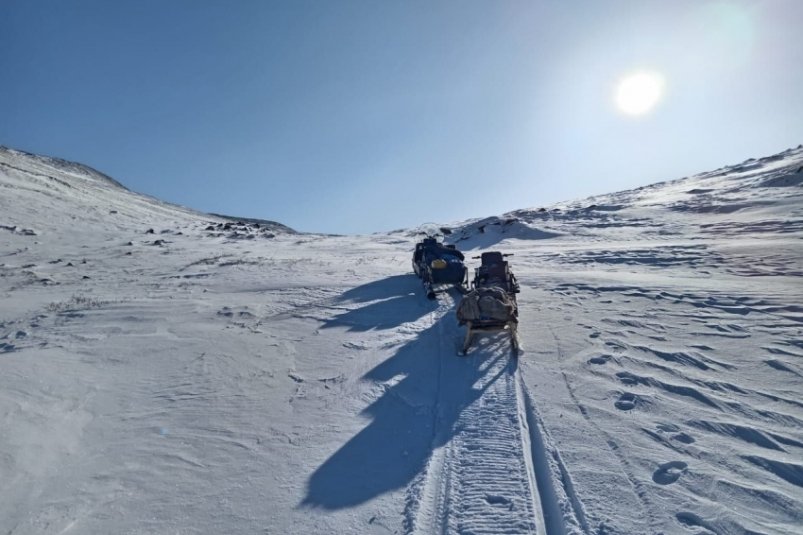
{"left": 1, "top": 144, "right": 802, "bottom": 534}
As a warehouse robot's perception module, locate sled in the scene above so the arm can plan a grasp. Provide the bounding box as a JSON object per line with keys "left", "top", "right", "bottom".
{"left": 461, "top": 319, "right": 520, "bottom": 356}
{"left": 458, "top": 251, "right": 522, "bottom": 355}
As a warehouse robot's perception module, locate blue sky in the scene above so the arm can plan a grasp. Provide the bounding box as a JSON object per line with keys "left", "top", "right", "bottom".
{"left": 2, "top": 1, "right": 801, "bottom": 234}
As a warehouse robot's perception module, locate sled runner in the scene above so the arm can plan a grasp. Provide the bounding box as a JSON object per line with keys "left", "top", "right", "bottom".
{"left": 459, "top": 318, "right": 520, "bottom": 355}
{"left": 456, "top": 286, "right": 520, "bottom": 355}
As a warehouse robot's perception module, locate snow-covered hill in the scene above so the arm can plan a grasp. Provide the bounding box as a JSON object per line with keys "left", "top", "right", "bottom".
{"left": 0, "top": 146, "right": 294, "bottom": 237}
{"left": 1, "top": 145, "right": 801, "bottom": 534}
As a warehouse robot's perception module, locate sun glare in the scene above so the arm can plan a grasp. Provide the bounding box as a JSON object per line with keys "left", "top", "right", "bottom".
{"left": 615, "top": 72, "right": 665, "bottom": 116}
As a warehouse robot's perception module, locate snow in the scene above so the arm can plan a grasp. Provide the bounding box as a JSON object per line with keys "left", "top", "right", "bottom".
{"left": 1, "top": 144, "right": 802, "bottom": 534}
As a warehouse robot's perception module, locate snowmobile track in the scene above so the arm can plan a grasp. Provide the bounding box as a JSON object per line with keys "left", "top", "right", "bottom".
{"left": 406, "top": 292, "right": 563, "bottom": 535}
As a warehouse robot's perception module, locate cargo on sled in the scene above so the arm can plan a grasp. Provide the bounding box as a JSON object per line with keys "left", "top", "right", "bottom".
{"left": 457, "top": 251, "right": 521, "bottom": 355}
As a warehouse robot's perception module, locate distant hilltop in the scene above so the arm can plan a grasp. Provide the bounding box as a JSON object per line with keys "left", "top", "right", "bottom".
{"left": 0, "top": 145, "right": 297, "bottom": 235}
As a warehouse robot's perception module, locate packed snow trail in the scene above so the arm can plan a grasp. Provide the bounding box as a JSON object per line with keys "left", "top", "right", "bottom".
{"left": 405, "top": 293, "right": 565, "bottom": 535}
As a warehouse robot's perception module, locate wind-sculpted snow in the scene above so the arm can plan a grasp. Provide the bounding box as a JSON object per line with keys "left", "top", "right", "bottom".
{"left": 1, "top": 145, "right": 802, "bottom": 534}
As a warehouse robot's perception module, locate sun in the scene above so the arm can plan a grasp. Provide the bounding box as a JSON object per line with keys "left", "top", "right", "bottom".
{"left": 615, "top": 71, "right": 665, "bottom": 116}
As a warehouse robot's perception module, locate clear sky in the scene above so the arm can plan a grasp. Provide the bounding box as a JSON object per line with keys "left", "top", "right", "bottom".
{"left": 2, "top": 1, "right": 802, "bottom": 234}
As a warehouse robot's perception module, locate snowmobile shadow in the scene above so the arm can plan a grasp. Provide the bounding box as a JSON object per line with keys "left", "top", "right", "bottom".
{"left": 320, "top": 275, "right": 434, "bottom": 332}
{"left": 336, "top": 274, "right": 417, "bottom": 303}
{"left": 301, "top": 314, "right": 511, "bottom": 510}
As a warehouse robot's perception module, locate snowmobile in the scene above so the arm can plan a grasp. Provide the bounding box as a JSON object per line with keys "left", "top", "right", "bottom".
{"left": 457, "top": 251, "right": 521, "bottom": 355}
{"left": 412, "top": 237, "right": 469, "bottom": 299}
{"left": 470, "top": 251, "right": 520, "bottom": 297}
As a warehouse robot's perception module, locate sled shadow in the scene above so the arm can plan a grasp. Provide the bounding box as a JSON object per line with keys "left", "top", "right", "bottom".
{"left": 301, "top": 314, "right": 510, "bottom": 509}
{"left": 321, "top": 275, "right": 432, "bottom": 332}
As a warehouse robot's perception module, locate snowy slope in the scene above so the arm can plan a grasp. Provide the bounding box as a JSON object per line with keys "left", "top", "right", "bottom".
{"left": 1, "top": 145, "right": 801, "bottom": 535}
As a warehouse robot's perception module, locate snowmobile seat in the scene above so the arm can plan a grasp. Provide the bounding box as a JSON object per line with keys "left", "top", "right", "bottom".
{"left": 480, "top": 252, "right": 504, "bottom": 266}
{"left": 472, "top": 251, "right": 520, "bottom": 295}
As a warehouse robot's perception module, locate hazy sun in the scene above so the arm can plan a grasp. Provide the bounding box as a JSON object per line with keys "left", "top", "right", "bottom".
{"left": 615, "top": 71, "right": 665, "bottom": 116}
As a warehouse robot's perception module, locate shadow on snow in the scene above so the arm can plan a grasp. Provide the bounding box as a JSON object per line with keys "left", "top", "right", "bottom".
{"left": 319, "top": 274, "right": 431, "bottom": 332}
{"left": 335, "top": 274, "right": 417, "bottom": 303}
{"left": 302, "top": 275, "right": 514, "bottom": 509}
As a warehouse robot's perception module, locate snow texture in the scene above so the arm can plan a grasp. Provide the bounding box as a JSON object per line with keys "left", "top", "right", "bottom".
{"left": 1, "top": 144, "right": 802, "bottom": 534}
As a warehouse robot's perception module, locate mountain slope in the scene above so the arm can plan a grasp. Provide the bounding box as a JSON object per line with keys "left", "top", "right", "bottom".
{"left": 1, "top": 146, "right": 801, "bottom": 535}
{"left": 441, "top": 145, "right": 803, "bottom": 249}
{"left": 0, "top": 146, "right": 294, "bottom": 236}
